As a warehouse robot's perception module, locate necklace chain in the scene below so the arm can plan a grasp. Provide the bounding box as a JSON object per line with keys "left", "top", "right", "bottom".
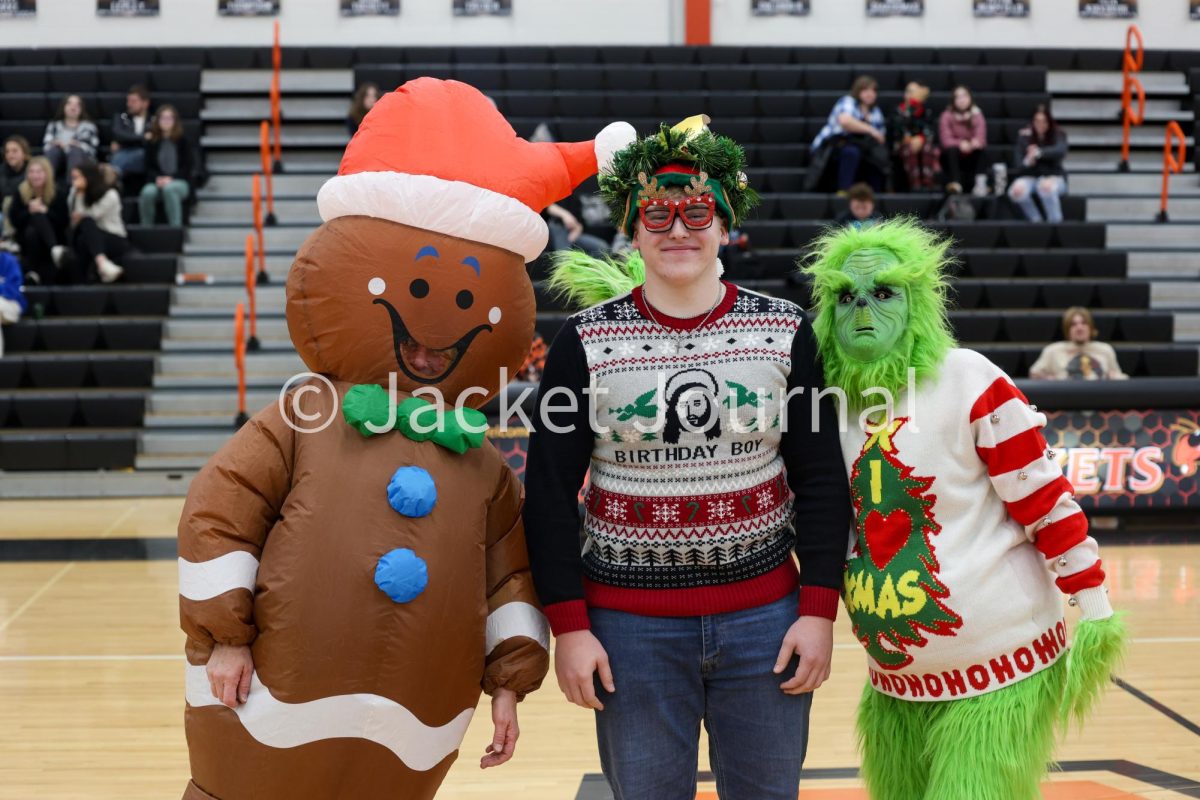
{"left": 642, "top": 283, "right": 725, "bottom": 348}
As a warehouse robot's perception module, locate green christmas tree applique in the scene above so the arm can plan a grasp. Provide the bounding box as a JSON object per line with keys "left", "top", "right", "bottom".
{"left": 844, "top": 417, "right": 962, "bottom": 670}
{"left": 723, "top": 380, "right": 771, "bottom": 408}
{"left": 609, "top": 388, "right": 659, "bottom": 422}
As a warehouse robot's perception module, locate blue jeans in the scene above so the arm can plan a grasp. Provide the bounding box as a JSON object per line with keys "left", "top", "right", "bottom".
{"left": 1008, "top": 175, "right": 1066, "bottom": 222}
{"left": 590, "top": 591, "right": 813, "bottom": 800}
{"left": 111, "top": 147, "right": 145, "bottom": 177}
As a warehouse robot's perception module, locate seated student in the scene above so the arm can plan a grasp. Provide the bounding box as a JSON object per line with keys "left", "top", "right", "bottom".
{"left": 834, "top": 182, "right": 882, "bottom": 229}
{"left": 138, "top": 105, "right": 194, "bottom": 227}
{"left": 805, "top": 76, "right": 889, "bottom": 193}
{"left": 43, "top": 94, "right": 100, "bottom": 182}
{"left": 890, "top": 82, "right": 940, "bottom": 191}
{"left": 68, "top": 161, "right": 128, "bottom": 284}
{"left": 1029, "top": 306, "right": 1128, "bottom": 380}
{"left": 346, "top": 82, "right": 380, "bottom": 137}
{"left": 0, "top": 250, "right": 26, "bottom": 357}
{"left": 110, "top": 84, "right": 153, "bottom": 180}
{"left": 938, "top": 85, "right": 988, "bottom": 195}
{"left": 2, "top": 135, "right": 32, "bottom": 248}
{"left": 1009, "top": 104, "right": 1069, "bottom": 223}
{"left": 8, "top": 156, "right": 69, "bottom": 285}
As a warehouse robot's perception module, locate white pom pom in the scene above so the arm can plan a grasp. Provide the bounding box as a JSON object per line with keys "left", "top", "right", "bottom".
{"left": 594, "top": 121, "right": 637, "bottom": 174}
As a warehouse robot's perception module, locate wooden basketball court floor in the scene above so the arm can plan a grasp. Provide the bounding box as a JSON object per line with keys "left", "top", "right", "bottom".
{"left": 0, "top": 498, "right": 1197, "bottom": 799}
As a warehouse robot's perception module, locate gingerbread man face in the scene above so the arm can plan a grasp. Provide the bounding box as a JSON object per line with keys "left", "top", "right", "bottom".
{"left": 287, "top": 216, "right": 534, "bottom": 408}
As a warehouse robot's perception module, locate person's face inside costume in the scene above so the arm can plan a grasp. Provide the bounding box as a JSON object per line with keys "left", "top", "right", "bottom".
{"left": 287, "top": 217, "right": 535, "bottom": 408}
{"left": 633, "top": 187, "right": 729, "bottom": 289}
{"left": 834, "top": 248, "right": 909, "bottom": 363}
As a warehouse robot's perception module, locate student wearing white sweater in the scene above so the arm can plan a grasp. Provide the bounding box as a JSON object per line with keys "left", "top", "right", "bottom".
{"left": 67, "top": 161, "right": 127, "bottom": 284}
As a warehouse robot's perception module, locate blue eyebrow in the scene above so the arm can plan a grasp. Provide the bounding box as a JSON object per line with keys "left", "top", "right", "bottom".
{"left": 415, "top": 246, "right": 439, "bottom": 261}
{"left": 461, "top": 256, "right": 480, "bottom": 276}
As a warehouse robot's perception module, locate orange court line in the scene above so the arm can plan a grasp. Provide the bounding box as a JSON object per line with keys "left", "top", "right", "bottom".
{"left": 696, "top": 781, "right": 1147, "bottom": 800}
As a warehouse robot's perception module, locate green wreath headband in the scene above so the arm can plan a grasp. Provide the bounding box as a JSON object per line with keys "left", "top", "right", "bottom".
{"left": 598, "top": 115, "right": 759, "bottom": 235}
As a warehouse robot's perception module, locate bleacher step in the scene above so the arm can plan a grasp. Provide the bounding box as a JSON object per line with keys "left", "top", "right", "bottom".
{"left": 1106, "top": 223, "right": 1200, "bottom": 248}
{"left": 200, "top": 69, "right": 353, "bottom": 95}
{"left": 191, "top": 199, "right": 320, "bottom": 223}
{"left": 1127, "top": 252, "right": 1200, "bottom": 279}
{"left": 202, "top": 97, "right": 348, "bottom": 122}
{"left": 200, "top": 173, "right": 329, "bottom": 195}
{"left": 1047, "top": 71, "right": 1189, "bottom": 96}
{"left": 1089, "top": 198, "right": 1200, "bottom": 222}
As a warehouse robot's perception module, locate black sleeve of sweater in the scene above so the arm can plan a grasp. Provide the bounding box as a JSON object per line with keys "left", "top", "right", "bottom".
{"left": 522, "top": 321, "right": 596, "bottom": 608}
{"left": 780, "top": 315, "right": 852, "bottom": 591}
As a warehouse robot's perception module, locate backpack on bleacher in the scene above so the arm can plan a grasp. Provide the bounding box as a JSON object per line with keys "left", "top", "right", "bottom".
{"left": 935, "top": 194, "right": 977, "bottom": 222}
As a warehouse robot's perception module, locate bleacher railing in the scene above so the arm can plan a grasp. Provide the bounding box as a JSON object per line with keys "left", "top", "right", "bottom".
{"left": 271, "top": 20, "right": 283, "bottom": 174}
{"left": 251, "top": 173, "right": 268, "bottom": 284}
{"left": 234, "top": 302, "right": 248, "bottom": 428}
{"left": 244, "top": 234, "right": 261, "bottom": 352}
{"left": 1119, "top": 24, "right": 1145, "bottom": 172}
{"left": 260, "top": 120, "right": 277, "bottom": 226}
{"left": 1157, "top": 121, "right": 1188, "bottom": 222}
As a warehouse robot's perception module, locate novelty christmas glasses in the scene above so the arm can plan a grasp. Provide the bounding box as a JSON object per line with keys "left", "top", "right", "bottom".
{"left": 638, "top": 194, "right": 717, "bottom": 232}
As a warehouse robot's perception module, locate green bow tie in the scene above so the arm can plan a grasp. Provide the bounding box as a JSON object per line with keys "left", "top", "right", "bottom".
{"left": 342, "top": 383, "right": 487, "bottom": 454}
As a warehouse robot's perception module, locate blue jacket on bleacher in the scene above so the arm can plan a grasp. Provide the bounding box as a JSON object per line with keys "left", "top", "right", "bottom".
{"left": 0, "top": 251, "right": 28, "bottom": 314}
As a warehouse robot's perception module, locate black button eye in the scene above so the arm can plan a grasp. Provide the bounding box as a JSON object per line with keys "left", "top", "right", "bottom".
{"left": 410, "top": 279, "right": 429, "bottom": 299}
{"left": 456, "top": 290, "right": 474, "bottom": 310}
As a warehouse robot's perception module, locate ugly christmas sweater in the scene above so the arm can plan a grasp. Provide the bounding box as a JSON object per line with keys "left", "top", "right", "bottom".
{"left": 524, "top": 282, "right": 852, "bottom": 636}
{"left": 840, "top": 348, "right": 1112, "bottom": 702}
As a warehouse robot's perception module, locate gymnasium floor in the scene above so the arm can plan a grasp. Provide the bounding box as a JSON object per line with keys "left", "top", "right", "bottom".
{"left": 0, "top": 498, "right": 1197, "bottom": 799}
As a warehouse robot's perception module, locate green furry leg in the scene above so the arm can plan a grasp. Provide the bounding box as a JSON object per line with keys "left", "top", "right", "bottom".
{"left": 856, "top": 682, "right": 933, "bottom": 800}
{"left": 922, "top": 659, "right": 1065, "bottom": 800}
{"left": 1062, "top": 612, "right": 1128, "bottom": 729}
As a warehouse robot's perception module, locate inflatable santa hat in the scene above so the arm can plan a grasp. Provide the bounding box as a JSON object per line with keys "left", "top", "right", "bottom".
{"left": 317, "top": 78, "right": 636, "bottom": 262}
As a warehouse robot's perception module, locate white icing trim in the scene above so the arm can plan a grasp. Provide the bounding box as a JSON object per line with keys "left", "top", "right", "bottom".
{"left": 184, "top": 664, "right": 473, "bottom": 772}
{"left": 317, "top": 172, "right": 549, "bottom": 262}
{"left": 485, "top": 602, "right": 550, "bottom": 655}
{"left": 178, "top": 551, "right": 259, "bottom": 601}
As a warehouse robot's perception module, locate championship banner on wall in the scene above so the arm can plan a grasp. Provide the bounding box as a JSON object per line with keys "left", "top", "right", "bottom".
{"left": 219, "top": 0, "right": 279, "bottom": 16}
{"left": 866, "top": 0, "right": 923, "bottom": 17}
{"left": 491, "top": 408, "right": 1200, "bottom": 510}
{"left": 752, "top": 0, "right": 811, "bottom": 15}
{"left": 453, "top": 0, "right": 511, "bottom": 15}
{"left": 97, "top": 0, "right": 158, "bottom": 16}
{"left": 1078, "top": 0, "right": 1136, "bottom": 18}
{"left": 974, "top": 0, "right": 1028, "bottom": 17}
{"left": 341, "top": 0, "right": 398, "bottom": 14}
{"left": 0, "top": 0, "right": 35, "bottom": 16}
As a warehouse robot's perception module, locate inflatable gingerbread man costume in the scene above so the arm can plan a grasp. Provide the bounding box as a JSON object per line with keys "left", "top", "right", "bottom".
{"left": 177, "top": 78, "right": 634, "bottom": 799}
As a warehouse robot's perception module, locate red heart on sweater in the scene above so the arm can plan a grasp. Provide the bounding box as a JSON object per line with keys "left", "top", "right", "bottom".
{"left": 863, "top": 508, "right": 912, "bottom": 570}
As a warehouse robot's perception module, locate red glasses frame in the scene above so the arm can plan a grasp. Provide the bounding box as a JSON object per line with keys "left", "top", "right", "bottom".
{"left": 638, "top": 194, "right": 717, "bottom": 232}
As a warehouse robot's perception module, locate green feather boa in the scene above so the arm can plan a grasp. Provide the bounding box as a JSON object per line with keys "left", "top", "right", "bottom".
{"left": 547, "top": 250, "right": 645, "bottom": 310}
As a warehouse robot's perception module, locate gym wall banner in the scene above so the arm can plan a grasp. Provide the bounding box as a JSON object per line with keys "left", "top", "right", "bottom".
{"left": 1078, "top": 0, "right": 1136, "bottom": 18}
{"left": 0, "top": 0, "right": 35, "bottom": 17}
{"left": 97, "top": 0, "right": 158, "bottom": 16}
{"left": 452, "top": 0, "right": 511, "bottom": 16}
{"left": 752, "top": 0, "right": 811, "bottom": 14}
{"left": 340, "top": 0, "right": 398, "bottom": 14}
{"left": 866, "top": 0, "right": 924, "bottom": 17}
{"left": 973, "top": 0, "right": 1028, "bottom": 17}
{"left": 219, "top": 0, "right": 280, "bottom": 16}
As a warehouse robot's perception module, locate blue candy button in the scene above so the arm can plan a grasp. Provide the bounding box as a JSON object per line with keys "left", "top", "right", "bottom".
{"left": 386, "top": 466, "right": 437, "bottom": 517}
{"left": 374, "top": 548, "right": 428, "bottom": 603}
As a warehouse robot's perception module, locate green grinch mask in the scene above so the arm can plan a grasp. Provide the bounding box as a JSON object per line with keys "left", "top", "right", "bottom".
{"left": 834, "top": 249, "right": 910, "bottom": 363}
{"left": 802, "top": 219, "right": 957, "bottom": 412}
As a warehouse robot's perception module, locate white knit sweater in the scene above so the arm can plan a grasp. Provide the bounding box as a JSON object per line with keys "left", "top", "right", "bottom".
{"left": 839, "top": 348, "right": 1112, "bottom": 702}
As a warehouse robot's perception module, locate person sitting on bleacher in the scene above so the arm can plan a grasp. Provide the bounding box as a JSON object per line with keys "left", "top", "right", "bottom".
{"left": 68, "top": 161, "right": 127, "bottom": 284}
{"left": 0, "top": 250, "right": 26, "bottom": 358}
{"left": 346, "top": 82, "right": 379, "bottom": 137}
{"left": 1028, "top": 306, "right": 1127, "bottom": 381}
{"left": 138, "top": 105, "right": 193, "bottom": 227}
{"left": 890, "top": 82, "right": 941, "bottom": 192}
{"left": 109, "top": 84, "right": 153, "bottom": 181}
{"left": 2, "top": 135, "right": 32, "bottom": 250}
{"left": 42, "top": 94, "right": 100, "bottom": 184}
{"left": 834, "top": 182, "right": 882, "bottom": 229}
{"left": 806, "top": 75, "right": 889, "bottom": 193}
{"left": 8, "top": 156, "right": 69, "bottom": 286}
{"left": 938, "top": 85, "right": 987, "bottom": 195}
{"left": 1008, "top": 104, "right": 1068, "bottom": 223}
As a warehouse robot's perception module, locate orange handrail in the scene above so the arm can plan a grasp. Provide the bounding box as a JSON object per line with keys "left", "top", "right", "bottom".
{"left": 234, "top": 302, "right": 248, "bottom": 427}
{"left": 244, "top": 233, "right": 261, "bottom": 350}
{"left": 1157, "top": 121, "right": 1188, "bottom": 222}
{"left": 271, "top": 20, "right": 282, "bottom": 172}
{"left": 1119, "top": 24, "right": 1145, "bottom": 171}
{"left": 251, "top": 173, "right": 267, "bottom": 284}
{"left": 260, "top": 120, "right": 277, "bottom": 225}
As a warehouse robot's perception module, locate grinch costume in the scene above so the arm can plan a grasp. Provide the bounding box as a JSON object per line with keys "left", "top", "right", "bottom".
{"left": 177, "top": 79, "right": 635, "bottom": 799}
{"left": 802, "top": 219, "right": 1126, "bottom": 800}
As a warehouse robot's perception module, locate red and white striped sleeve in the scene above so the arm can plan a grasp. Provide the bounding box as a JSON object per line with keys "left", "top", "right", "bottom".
{"left": 969, "top": 372, "right": 1113, "bottom": 620}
